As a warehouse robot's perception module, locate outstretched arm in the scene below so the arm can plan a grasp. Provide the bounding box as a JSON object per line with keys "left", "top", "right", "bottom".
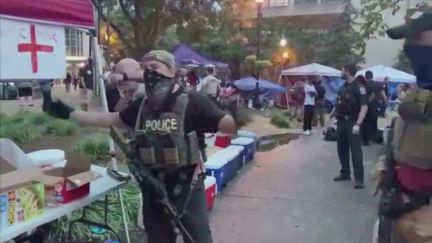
{"left": 44, "top": 100, "right": 125, "bottom": 128}
{"left": 71, "top": 110, "right": 125, "bottom": 128}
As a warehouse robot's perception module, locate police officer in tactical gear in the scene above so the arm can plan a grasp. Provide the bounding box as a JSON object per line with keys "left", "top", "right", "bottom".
{"left": 44, "top": 50, "right": 237, "bottom": 243}
{"left": 329, "top": 64, "right": 368, "bottom": 189}
{"left": 362, "top": 71, "right": 387, "bottom": 145}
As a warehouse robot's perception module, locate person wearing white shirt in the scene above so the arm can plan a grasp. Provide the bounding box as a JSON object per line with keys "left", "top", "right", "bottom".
{"left": 303, "top": 78, "right": 317, "bottom": 135}
{"left": 201, "top": 64, "right": 221, "bottom": 102}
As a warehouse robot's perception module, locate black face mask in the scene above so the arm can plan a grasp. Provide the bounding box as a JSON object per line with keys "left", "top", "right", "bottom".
{"left": 143, "top": 68, "right": 175, "bottom": 111}
{"left": 404, "top": 45, "right": 432, "bottom": 90}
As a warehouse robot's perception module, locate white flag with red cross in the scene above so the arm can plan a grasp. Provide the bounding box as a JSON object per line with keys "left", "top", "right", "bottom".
{"left": 0, "top": 17, "right": 66, "bottom": 79}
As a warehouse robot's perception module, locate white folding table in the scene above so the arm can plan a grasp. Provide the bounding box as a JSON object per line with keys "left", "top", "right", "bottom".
{"left": 0, "top": 164, "right": 129, "bottom": 242}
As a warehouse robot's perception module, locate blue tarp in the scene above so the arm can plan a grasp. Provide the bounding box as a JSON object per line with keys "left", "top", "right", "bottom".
{"left": 322, "top": 76, "right": 345, "bottom": 105}
{"left": 233, "top": 77, "right": 285, "bottom": 99}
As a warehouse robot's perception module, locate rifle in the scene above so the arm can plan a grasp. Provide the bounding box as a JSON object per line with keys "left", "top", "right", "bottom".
{"left": 110, "top": 127, "right": 196, "bottom": 243}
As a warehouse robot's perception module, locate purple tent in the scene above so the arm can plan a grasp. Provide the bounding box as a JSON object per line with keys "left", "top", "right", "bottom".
{"left": 170, "top": 44, "right": 229, "bottom": 69}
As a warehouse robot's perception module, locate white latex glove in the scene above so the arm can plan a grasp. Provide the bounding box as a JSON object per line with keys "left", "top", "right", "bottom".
{"left": 326, "top": 118, "right": 334, "bottom": 129}
{"left": 352, "top": 124, "right": 360, "bottom": 135}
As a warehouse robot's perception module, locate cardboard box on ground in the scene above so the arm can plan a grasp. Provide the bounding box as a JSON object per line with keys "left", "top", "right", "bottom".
{"left": 0, "top": 138, "right": 100, "bottom": 229}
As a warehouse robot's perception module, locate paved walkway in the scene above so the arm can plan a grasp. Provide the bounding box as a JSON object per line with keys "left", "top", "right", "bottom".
{"left": 210, "top": 131, "right": 383, "bottom": 243}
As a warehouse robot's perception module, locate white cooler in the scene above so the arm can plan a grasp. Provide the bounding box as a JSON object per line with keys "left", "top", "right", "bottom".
{"left": 205, "top": 155, "right": 229, "bottom": 191}
{"left": 26, "top": 149, "right": 66, "bottom": 167}
{"left": 231, "top": 137, "right": 256, "bottom": 161}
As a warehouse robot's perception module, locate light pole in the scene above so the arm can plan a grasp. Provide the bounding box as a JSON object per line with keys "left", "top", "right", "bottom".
{"left": 280, "top": 36, "right": 287, "bottom": 47}
{"left": 254, "top": 0, "right": 264, "bottom": 107}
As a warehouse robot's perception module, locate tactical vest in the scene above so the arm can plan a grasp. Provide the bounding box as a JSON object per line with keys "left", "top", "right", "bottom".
{"left": 132, "top": 91, "right": 201, "bottom": 168}
{"left": 335, "top": 82, "right": 360, "bottom": 119}
{"left": 392, "top": 88, "right": 432, "bottom": 169}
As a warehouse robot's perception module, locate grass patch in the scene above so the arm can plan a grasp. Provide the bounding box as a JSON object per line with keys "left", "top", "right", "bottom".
{"left": 0, "top": 122, "right": 44, "bottom": 144}
{"left": 45, "top": 119, "right": 77, "bottom": 136}
{"left": 0, "top": 111, "right": 78, "bottom": 144}
{"left": 270, "top": 113, "right": 290, "bottom": 128}
{"left": 76, "top": 133, "right": 110, "bottom": 161}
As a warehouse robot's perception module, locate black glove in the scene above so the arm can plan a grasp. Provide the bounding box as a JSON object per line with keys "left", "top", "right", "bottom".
{"left": 44, "top": 100, "right": 74, "bottom": 119}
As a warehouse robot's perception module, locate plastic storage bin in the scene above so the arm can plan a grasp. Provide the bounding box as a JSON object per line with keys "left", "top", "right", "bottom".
{"left": 204, "top": 176, "right": 217, "bottom": 210}
{"left": 231, "top": 137, "right": 256, "bottom": 161}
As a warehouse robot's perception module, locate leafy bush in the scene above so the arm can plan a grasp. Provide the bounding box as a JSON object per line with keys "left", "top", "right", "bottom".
{"left": 49, "top": 183, "right": 141, "bottom": 241}
{"left": 0, "top": 111, "right": 44, "bottom": 143}
{"left": 28, "top": 112, "right": 51, "bottom": 125}
{"left": 76, "top": 134, "right": 110, "bottom": 161}
{"left": 270, "top": 114, "right": 290, "bottom": 128}
{"left": 45, "top": 119, "right": 77, "bottom": 136}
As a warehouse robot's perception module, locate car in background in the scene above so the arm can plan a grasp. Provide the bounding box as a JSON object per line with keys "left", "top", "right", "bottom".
{"left": 0, "top": 82, "right": 17, "bottom": 100}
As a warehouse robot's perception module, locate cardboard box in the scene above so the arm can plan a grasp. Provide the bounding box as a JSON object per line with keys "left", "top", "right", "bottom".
{"left": 0, "top": 139, "right": 48, "bottom": 228}
{"left": 43, "top": 152, "right": 100, "bottom": 204}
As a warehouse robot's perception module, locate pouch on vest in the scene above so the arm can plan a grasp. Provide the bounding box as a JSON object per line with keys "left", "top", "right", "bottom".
{"left": 398, "top": 89, "right": 432, "bottom": 122}
{"left": 134, "top": 132, "right": 156, "bottom": 165}
{"left": 160, "top": 133, "right": 179, "bottom": 165}
{"left": 392, "top": 117, "right": 432, "bottom": 169}
{"left": 187, "top": 132, "right": 200, "bottom": 164}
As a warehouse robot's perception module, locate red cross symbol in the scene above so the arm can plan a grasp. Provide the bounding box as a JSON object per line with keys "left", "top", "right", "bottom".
{"left": 17, "top": 25, "right": 54, "bottom": 73}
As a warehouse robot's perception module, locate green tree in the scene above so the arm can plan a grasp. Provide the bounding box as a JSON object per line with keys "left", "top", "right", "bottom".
{"left": 359, "top": 0, "right": 403, "bottom": 39}
{"left": 92, "top": 0, "right": 218, "bottom": 57}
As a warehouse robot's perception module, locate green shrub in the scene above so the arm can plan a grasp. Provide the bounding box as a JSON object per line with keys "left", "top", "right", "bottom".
{"left": 28, "top": 112, "right": 51, "bottom": 125}
{"left": 8, "top": 110, "right": 32, "bottom": 124}
{"left": 0, "top": 122, "right": 43, "bottom": 144}
{"left": 76, "top": 134, "right": 110, "bottom": 161}
{"left": 45, "top": 119, "right": 77, "bottom": 136}
{"left": 270, "top": 114, "right": 290, "bottom": 128}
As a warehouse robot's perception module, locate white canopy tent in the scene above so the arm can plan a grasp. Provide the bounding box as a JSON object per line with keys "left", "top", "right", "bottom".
{"left": 356, "top": 65, "right": 416, "bottom": 83}
{"left": 281, "top": 63, "right": 342, "bottom": 77}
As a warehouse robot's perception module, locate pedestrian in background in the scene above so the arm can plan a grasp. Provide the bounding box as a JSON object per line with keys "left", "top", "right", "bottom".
{"left": 64, "top": 72, "right": 71, "bottom": 93}
{"left": 15, "top": 80, "right": 34, "bottom": 107}
{"left": 313, "top": 77, "right": 326, "bottom": 127}
{"left": 303, "top": 78, "right": 317, "bottom": 135}
{"left": 329, "top": 64, "right": 368, "bottom": 189}
{"left": 78, "top": 58, "right": 94, "bottom": 111}
{"left": 201, "top": 64, "right": 221, "bottom": 103}
{"left": 39, "top": 79, "right": 53, "bottom": 111}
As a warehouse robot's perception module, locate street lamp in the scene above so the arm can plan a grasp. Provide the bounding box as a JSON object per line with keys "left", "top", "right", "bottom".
{"left": 280, "top": 37, "right": 287, "bottom": 47}
{"left": 254, "top": 0, "right": 264, "bottom": 108}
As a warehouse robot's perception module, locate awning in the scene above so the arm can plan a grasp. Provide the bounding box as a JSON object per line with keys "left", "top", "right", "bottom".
{"left": 281, "top": 63, "right": 341, "bottom": 77}
{"left": 356, "top": 65, "right": 416, "bottom": 83}
{"left": 0, "top": 0, "right": 95, "bottom": 29}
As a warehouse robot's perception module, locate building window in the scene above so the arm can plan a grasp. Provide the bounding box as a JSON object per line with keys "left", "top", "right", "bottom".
{"left": 268, "top": 0, "right": 289, "bottom": 7}
{"left": 65, "top": 29, "right": 84, "bottom": 56}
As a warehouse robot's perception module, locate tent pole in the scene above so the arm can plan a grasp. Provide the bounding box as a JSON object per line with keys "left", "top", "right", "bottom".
{"left": 92, "top": 32, "right": 132, "bottom": 243}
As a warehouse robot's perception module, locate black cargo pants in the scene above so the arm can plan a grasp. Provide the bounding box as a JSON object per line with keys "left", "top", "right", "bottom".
{"left": 336, "top": 119, "right": 364, "bottom": 182}
{"left": 140, "top": 165, "right": 213, "bottom": 243}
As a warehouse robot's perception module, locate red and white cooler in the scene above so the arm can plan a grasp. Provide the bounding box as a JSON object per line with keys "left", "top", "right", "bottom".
{"left": 204, "top": 176, "right": 217, "bottom": 210}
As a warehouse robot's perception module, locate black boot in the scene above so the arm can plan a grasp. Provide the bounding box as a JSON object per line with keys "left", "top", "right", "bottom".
{"left": 333, "top": 174, "right": 350, "bottom": 181}
{"left": 354, "top": 181, "right": 365, "bottom": 189}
